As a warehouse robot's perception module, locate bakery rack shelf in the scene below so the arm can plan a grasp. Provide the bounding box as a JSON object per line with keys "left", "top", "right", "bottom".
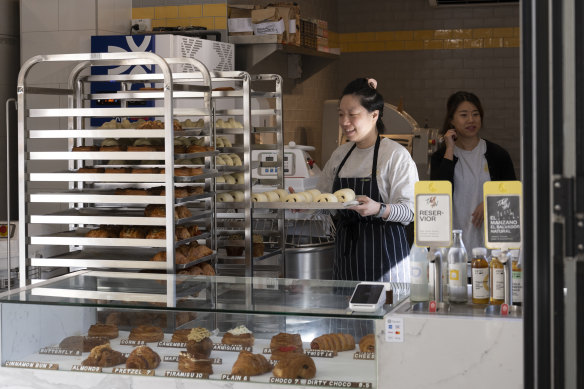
{"left": 213, "top": 73, "right": 285, "bottom": 278}
{"left": 17, "top": 52, "right": 218, "bottom": 304}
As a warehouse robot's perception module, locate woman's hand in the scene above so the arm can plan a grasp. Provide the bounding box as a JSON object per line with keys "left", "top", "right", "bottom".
{"left": 349, "top": 195, "right": 383, "bottom": 217}
{"left": 472, "top": 202, "right": 484, "bottom": 227}
{"left": 443, "top": 129, "right": 457, "bottom": 150}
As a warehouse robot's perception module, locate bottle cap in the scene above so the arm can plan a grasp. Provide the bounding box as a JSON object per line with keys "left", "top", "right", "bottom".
{"left": 472, "top": 247, "right": 487, "bottom": 257}
{"left": 491, "top": 249, "right": 502, "bottom": 257}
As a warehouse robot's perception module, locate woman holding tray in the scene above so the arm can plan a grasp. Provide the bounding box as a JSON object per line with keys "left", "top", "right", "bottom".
{"left": 317, "top": 78, "right": 418, "bottom": 282}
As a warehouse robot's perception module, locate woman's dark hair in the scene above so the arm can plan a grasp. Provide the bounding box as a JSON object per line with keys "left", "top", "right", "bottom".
{"left": 440, "top": 91, "right": 484, "bottom": 135}
{"left": 340, "top": 78, "right": 385, "bottom": 132}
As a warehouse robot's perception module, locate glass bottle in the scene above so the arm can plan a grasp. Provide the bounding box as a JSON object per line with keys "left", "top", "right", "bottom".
{"left": 409, "top": 244, "right": 429, "bottom": 302}
{"left": 447, "top": 230, "right": 468, "bottom": 303}
{"left": 510, "top": 249, "right": 522, "bottom": 305}
{"left": 489, "top": 249, "right": 505, "bottom": 305}
{"left": 471, "top": 247, "right": 489, "bottom": 304}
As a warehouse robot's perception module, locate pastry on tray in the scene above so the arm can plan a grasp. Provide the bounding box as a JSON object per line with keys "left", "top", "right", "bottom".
{"left": 59, "top": 335, "right": 109, "bottom": 352}
{"left": 359, "top": 334, "right": 375, "bottom": 353}
{"left": 85, "top": 228, "right": 114, "bottom": 238}
{"left": 269, "top": 333, "right": 303, "bottom": 361}
{"left": 88, "top": 323, "right": 119, "bottom": 339}
{"left": 185, "top": 328, "right": 213, "bottom": 359}
{"left": 178, "top": 351, "right": 213, "bottom": 374}
{"left": 128, "top": 325, "right": 164, "bottom": 343}
{"left": 114, "top": 188, "right": 147, "bottom": 196}
{"left": 81, "top": 344, "right": 126, "bottom": 367}
{"left": 231, "top": 350, "right": 271, "bottom": 376}
{"left": 137, "top": 120, "right": 164, "bottom": 129}
{"left": 178, "top": 265, "right": 204, "bottom": 276}
{"left": 105, "top": 167, "right": 131, "bottom": 173}
{"left": 310, "top": 333, "right": 355, "bottom": 352}
{"left": 77, "top": 167, "right": 105, "bottom": 173}
{"left": 170, "top": 329, "right": 192, "bottom": 343}
{"left": 199, "top": 262, "right": 215, "bottom": 276}
{"left": 131, "top": 167, "right": 160, "bottom": 174}
{"left": 119, "top": 226, "right": 146, "bottom": 239}
{"left": 272, "top": 353, "right": 316, "bottom": 379}
{"left": 221, "top": 325, "right": 254, "bottom": 347}
{"left": 72, "top": 145, "right": 99, "bottom": 152}
{"left": 187, "top": 244, "right": 213, "bottom": 262}
{"left": 125, "top": 345, "right": 161, "bottom": 369}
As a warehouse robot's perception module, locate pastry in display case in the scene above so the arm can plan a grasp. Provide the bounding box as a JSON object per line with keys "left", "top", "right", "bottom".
{"left": 0, "top": 273, "right": 406, "bottom": 387}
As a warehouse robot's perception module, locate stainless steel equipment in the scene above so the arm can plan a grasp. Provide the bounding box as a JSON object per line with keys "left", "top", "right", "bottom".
{"left": 284, "top": 211, "right": 336, "bottom": 280}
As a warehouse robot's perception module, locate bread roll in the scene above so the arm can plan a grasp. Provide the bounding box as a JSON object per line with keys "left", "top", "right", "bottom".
{"left": 221, "top": 137, "right": 232, "bottom": 147}
{"left": 216, "top": 175, "right": 226, "bottom": 183}
{"left": 252, "top": 193, "right": 268, "bottom": 202}
{"left": 263, "top": 191, "right": 280, "bottom": 202}
{"left": 298, "top": 191, "right": 313, "bottom": 202}
{"left": 223, "top": 174, "right": 236, "bottom": 184}
{"left": 274, "top": 189, "right": 288, "bottom": 201}
{"left": 217, "top": 193, "right": 235, "bottom": 202}
{"left": 283, "top": 193, "right": 305, "bottom": 203}
{"left": 220, "top": 155, "right": 234, "bottom": 166}
{"left": 230, "top": 154, "right": 242, "bottom": 166}
{"left": 216, "top": 138, "right": 225, "bottom": 148}
{"left": 333, "top": 188, "right": 356, "bottom": 202}
{"left": 230, "top": 191, "right": 244, "bottom": 202}
{"left": 316, "top": 193, "right": 339, "bottom": 203}
{"left": 307, "top": 189, "right": 321, "bottom": 202}
{"left": 216, "top": 155, "right": 226, "bottom": 165}
{"left": 232, "top": 172, "right": 245, "bottom": 184}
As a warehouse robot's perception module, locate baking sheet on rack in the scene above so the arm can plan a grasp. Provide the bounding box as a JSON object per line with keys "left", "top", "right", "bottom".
{"left": 252, "top": 202, "right": 359, "bottom": 210}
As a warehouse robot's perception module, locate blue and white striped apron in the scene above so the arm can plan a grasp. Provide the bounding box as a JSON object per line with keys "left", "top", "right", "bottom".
{"left": 332, "top": 136, "right": 410, "bottom": 282}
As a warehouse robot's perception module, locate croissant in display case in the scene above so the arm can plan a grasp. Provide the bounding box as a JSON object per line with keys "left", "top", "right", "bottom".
{"left": 221, "top": 325, "right": 254, "bottom": 347}
{"left": 81, "top": 344, "right": 126, "bottom": 367}
{"left": 231, "top": 350, "right": 272, "bottom": 376}
{"left": 272, "top": 353, "right": 316, "bottom": 379}
{"left": 125, "top": 346, "right": 161, "bottom": 369}
{"left": 359, "top": 334, "right": 376, "bottom": 353}
{"left": 310, "top": 333, "right": 355, "bottom": 352}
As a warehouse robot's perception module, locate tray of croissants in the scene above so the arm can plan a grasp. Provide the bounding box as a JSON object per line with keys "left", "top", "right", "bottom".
{"left": 42, "top": 322, "right": 376, "bottom": 383}
{"left": 249, "top": 188, "right": 360, "bottom": 209}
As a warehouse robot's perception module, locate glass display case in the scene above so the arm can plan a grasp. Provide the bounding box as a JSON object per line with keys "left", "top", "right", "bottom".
{"left": 0, "top": 271, "right": 408, "bottom": 387}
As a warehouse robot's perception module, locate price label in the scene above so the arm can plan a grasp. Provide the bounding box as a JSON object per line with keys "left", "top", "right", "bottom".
{"left": 484, "top": 181, "right": 522, "bottom": 250}
{"left": 414, "top": 181, "right": 452, "bottom": 247}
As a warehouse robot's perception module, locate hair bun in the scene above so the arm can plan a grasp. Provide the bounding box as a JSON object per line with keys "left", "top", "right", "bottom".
{"left": 367, "top": 78, "right": 378, "bottom": 90}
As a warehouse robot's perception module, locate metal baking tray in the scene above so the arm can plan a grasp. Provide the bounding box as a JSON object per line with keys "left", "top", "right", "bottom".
{"left": 29, "top": 190, "right": 165, "bottom": 204}
{"left": 30, "top": 247, "right": 166, "bottom": 269}
{"left": 29, "top": 207, "right": 204, "bottom": 226}
{"left": 173, "top": 149, "right": 218, "bottom": 159}
{"left": 30, "top": 230, "right": 168, "bottom": 248}
{"left": 252, "top": 201, "right": 358, "bottom": 210}
{"left": 28, "top": 129, "right": 209, "bottom": 139}
{"left": 28, "top": 189, "right": 213, "bottom": 205}
{"left": 30, "top": 169, "right": 218, "bottom": 183}
{"left": 29, "top": 151, "right": 166, "bottom": 160}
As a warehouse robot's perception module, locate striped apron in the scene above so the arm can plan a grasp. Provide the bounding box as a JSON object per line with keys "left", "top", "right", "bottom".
{"left": 332, "top": 136, "right": 410, "bottom": 282}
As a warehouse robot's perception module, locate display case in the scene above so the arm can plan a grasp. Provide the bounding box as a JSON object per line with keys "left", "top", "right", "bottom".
{"left": 0, "top": 271, "right": 407, "bottom": 388}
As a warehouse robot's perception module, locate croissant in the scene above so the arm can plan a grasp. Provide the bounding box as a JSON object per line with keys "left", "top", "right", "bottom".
{"left": 359, "top": 333, "right": 376, "bottom": 353}
{"left": 272, "top": 353, "right": 316, "bottom": 379}
{"left": 125, "top": 346, "right": 160, "bottom": 369}
{"left": 231, "top": 350, "right": 272, "bottom": 376}
{"left": 310, "top": 333, "right": 355, "bottom": 352}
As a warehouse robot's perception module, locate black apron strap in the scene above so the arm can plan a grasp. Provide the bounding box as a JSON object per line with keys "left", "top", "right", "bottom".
{"left": 371, "top": 135, "right": 381, "bottom": 177}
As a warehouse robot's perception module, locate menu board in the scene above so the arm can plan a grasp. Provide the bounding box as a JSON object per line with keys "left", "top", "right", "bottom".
{"left": 483, "top": 181, "right": 522, "bottom": 250}
{"left": 414, "top": 181, "right": 452, "bottom": 247}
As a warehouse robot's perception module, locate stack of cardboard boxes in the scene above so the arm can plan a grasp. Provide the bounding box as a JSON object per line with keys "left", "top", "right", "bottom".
{"left": 228, "top": 3, "right": 300, "bottom": 45}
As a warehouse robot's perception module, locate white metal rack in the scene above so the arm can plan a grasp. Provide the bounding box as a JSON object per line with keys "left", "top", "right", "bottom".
{"left": 213, "top": 74, "right": 286, "bottom": 277}
{"left": 17, "top": 52, "right": 218, "bottom": 304}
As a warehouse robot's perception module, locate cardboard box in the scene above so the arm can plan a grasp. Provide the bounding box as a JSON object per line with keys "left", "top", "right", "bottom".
{"left": 251, "top": 7, "right": 280, "bottom": 23}
{"left": 228, "top": 5, "right": 256, "bottom": 18}
{"left": 273, "top": 3, "right": 300, "bottom": 45}
{"left": 228, "top": 18, "right": 253, "bottom": 35}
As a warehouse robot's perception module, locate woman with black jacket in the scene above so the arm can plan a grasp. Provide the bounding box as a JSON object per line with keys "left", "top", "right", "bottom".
{"left": 430, "top": 91, "right": 516, "bottom": 250}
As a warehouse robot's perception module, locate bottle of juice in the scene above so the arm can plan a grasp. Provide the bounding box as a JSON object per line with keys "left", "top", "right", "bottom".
{"left": 510, "top": 249, "right": 522, "bottom": 305}
{"left": 471, "top": 247, "right": 489, "bottom": 304}
{"left": 489, "top": 249, "right": 505, "bottom": 305}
